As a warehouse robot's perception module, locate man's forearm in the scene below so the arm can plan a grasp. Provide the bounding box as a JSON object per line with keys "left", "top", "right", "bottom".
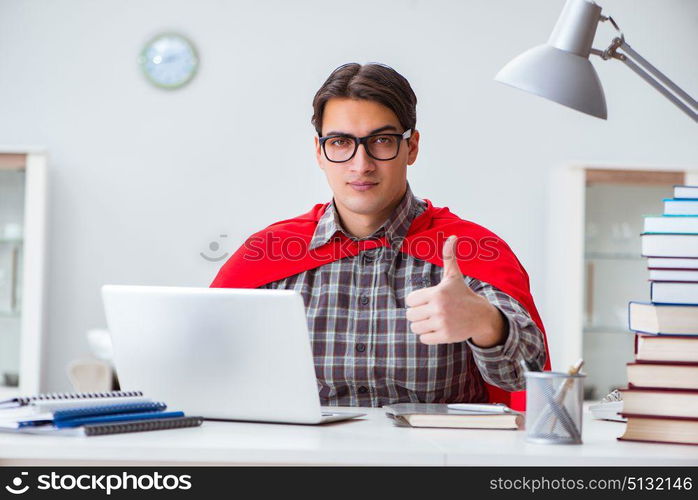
{"left": 465, "top": 277, "right": 547, "bottom": 392}
{"left": 467, "top": 303, "right": 509, "bottom": 349}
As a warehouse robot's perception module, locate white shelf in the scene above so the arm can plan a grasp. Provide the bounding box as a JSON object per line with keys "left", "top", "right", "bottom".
{"left": 584, "top": 252, "right": 643, "bottom": 261}
{"left": 583, "top": 327, "right": 630, "bottom": 334}
{"left": 0, "top": 151, "right": 47, "bottom": 396}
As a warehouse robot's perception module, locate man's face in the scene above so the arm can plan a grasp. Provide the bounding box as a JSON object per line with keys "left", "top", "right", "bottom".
{"left": 315, "top": 97, "right": 419, "bottom": 219}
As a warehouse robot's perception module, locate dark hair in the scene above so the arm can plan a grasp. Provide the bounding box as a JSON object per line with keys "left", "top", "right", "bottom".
{"left": 311, "top": 63, "right": 417, "bottom": 136}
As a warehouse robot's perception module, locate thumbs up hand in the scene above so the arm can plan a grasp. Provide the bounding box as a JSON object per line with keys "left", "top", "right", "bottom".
{"left": 405, "top": 235, "right": 507, "bottom": 347}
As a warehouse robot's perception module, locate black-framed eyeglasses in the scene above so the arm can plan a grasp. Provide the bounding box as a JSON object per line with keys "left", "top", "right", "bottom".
{"left": 318, "top": 129, "right": 412, "bottom": 163}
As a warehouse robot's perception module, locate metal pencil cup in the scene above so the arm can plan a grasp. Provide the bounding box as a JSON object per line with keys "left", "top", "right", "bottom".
{"left": 524, "top": 371, "right": 585, "bottom": 444}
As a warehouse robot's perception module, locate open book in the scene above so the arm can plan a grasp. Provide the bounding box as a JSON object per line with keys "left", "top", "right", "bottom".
{"left": 384, "top": 403, "right": 523, "bottom": 429}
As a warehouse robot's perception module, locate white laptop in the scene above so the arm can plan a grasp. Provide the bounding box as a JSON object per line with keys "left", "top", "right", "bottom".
{"left": 101, "top": 285, "right": 364, "bottom": 424}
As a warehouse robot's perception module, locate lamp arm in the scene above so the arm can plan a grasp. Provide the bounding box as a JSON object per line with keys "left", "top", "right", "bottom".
{"left": 618, "top": 46, "right": 697, "bottom": 123}
{"left": 590, "top": 15, "right": 697, "bottom": 123}
{"left": 620, "top": 41, "right": 697, "bottom": 110}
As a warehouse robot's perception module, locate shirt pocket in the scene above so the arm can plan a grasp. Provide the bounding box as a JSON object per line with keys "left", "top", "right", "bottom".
{"left": 395, "top": 274, "right": 434, "bottom": 309}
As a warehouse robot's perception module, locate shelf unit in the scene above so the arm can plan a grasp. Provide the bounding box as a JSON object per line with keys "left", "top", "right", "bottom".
{"left": 545, "top": 164, "right": 698, "bottom": 400}
{"left": 584, "top": 252, "right": 644, "bottom": 261}
{"left": 0, "top": 150, "right": 47, "bottom": 399}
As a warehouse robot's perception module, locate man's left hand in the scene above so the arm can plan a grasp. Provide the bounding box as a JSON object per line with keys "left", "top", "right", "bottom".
{"left": 405, "top": 235, "right": 507, "bottom": 347}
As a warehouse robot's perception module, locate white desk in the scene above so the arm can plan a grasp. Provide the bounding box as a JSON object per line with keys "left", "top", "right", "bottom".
{"left": 0, "top": 407, "right": 696, "bottom": 466}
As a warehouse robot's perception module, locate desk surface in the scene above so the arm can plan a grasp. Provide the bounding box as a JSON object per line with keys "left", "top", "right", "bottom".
{"left": 0, "top": 406, "right": 696, "bottom": 466}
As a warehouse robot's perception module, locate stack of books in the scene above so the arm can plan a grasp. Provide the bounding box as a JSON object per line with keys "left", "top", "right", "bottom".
{"left": 620, "top": 185, "right": 698, "bottom": 446}
{"left": 0, "top": 390, "right": 203, "bottom": 436}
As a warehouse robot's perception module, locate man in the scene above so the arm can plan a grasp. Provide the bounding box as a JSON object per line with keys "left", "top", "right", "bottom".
{"left": 211, "top": 63, "right": 550, "bottom": 409}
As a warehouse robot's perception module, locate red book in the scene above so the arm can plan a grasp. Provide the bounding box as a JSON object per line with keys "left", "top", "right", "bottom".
{"left": 619, "top": 388, "right": 698, "bottom": 419}
{"left": 618, "top": 414, "right": 698, "bottom": 446}
{"left": 627, "top": 361, "right": 698, "bottom": 391}
{"left": 634, "top": 333, "right": 698, "bottom": 363}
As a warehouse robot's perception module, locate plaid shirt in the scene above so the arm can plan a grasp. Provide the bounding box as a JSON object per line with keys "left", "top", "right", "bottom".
{"left": 262, "top": 185, "right": 547, "bottom": 407}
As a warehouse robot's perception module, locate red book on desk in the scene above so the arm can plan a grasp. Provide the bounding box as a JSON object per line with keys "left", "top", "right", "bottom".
{"left": 626, "top": 361, "right": 698, "bottom": 391}
{"left": 619, "top": 388, "right": 698, "bottom": 446}
{"left": 619, "top": 414, "right": 698, "bottom": 446}
{"left": 619, "top": 388, "right": 698, "bottom": 419}
{"left": 633, "top": 333, "right": 698, "bottom": 363}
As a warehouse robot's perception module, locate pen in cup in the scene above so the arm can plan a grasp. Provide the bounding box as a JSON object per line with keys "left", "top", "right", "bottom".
{"left": 520, "top": 358, "right": 582, "bottom": 443}
{"left": 548, "top": 359, "right": 585, "bottom": 431}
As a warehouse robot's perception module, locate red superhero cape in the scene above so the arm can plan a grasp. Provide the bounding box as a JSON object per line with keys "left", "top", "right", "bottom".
{"left": 210, "top": 199, "right": 551, "bottom": 410}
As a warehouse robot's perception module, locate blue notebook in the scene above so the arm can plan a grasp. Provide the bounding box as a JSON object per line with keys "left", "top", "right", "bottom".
{"left": 52, "top": 411, "right": 185, "bottom": 429}
{"left": 17, "top": 402, "right": 167, "bottom": 427}
{"left": 0, "top": 399, "right": 201, "bottom": 436}
{"left": 53, "top": 402, "right": 167, "bottom": 421}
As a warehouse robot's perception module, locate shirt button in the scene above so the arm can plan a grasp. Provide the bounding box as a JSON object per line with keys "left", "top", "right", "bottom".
{"left": 359, "top": 295, "right": 369, "bottom": 306}
{"left": 355, "top": 343, "right": 366, "bottom": 353}
{"left": 362, "top": 252, "right": 374, "bottom": 263}
{"left": 358, "top": 386, "right": 369, "bottom": 394}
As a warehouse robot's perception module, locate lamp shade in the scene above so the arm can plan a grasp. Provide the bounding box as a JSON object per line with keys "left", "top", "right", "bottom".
{"left": 495, "top": 0, "right": 608, "bottom": 119}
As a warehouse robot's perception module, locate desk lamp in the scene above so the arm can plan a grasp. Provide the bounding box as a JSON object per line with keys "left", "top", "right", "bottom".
{"left": 495, "top": 0, "right": 697, "bottom": 122}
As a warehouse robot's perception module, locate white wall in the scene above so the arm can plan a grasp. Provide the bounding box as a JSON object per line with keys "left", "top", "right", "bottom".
{"left": 0, "top": 0, "right": 695, "bottom": 391}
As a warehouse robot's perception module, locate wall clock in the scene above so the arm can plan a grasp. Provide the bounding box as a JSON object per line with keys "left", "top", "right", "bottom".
{"left": 139, "top": 33, "right": 198, "bottom": 90}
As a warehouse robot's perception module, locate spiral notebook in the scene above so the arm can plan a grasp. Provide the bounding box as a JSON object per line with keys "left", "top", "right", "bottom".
{"left": 10, "top": 402, "right": 170, "bottom": 428}
{"left": 0, "top": 393, "right": 204, "bottom": 436}
{"left": 0, "top": 390, "right": 144, "bottom": 409}
{"left": 19, "top": 416, "right": 204, "bottom": 437}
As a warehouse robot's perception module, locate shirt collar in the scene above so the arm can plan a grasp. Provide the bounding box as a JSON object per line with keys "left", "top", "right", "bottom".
{"left": 309, "top": 183, "right": 424, "bottom": 251}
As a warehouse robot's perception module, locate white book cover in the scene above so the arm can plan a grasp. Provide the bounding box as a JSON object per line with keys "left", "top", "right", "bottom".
{"left": 674, "top": 186, "right": 698, "bottom": 199}
{"left": 642, "top": 233, "right": 698, "bottom": 257}
{"left": 644, "top": 215, "right": 698, "bottom": 234}
{"left": 647, "top": 257, "right": 698, "bottom": 269}
{"left": 651, "top": 281, "right": 698, "bottom": 305}
{"left": 664, "top": 199, "right": 698, "bottom": 215}
{"left": 649, "top": 269, "right": 698, "bottom": 281}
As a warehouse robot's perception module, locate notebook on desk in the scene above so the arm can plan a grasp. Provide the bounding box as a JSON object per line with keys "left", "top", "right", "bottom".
{"left": 0, "top": 390, "right": 145, "bottom": 410}
{"left": 8, "top": 416, "right": 204, "bottom": 437}
{"left": 0, "top": 391, "right": 203, "bottom": 436}
{"left": 384, "top": 403, "right": 523, "bottom": 430}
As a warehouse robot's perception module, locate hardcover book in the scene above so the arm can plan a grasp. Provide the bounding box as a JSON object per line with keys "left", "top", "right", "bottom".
{"left": 635, "top": 334, "right": 698, "bottom": 363}
{"left": 650, "top": 281, "right": 698, "bottom": 305}
{"left": 384, "top": 403, "right": 523, "bottom": 429}
{"left": 619, "top": 414, "right": 698, "bottom": 446}
{"left": 642, "top": 233, "right": 698, "bottom": 258}
{"left": 627, "top": 362, "right": 698, "bottom": 391}
{"left": 629, "top": 302, "right": 698, "bottom": 335}
{"left": 619, "top": 388, "right": 698, "bottom": 419}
